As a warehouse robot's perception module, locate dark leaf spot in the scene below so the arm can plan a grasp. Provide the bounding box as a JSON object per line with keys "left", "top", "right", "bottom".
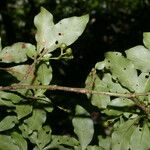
{"left": 58, "top": 33, "right": 62, "bottom": 36}
{"left": 22, "top": 43, "right": 26, "bottom": 48}
{"left": 46, "top": 131, "right": 49, "bottom": 134}
{"left": 124, "top": 68, "right": 126, "bottom": 70}
{"left": 145, "top": 75, "right": 149, "bottom": 78}
{"left": 55, "top": 41, "right": 58, "bottom": 44}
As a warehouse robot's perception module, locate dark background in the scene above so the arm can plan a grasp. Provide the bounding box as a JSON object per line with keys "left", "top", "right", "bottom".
{"left": 0, "top": 0, "right": 150, "bottom": 135}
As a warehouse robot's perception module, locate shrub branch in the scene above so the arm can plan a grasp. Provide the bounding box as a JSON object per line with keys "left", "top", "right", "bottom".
{"left": 0, "top": 84, "right": 149, "bottom": 114}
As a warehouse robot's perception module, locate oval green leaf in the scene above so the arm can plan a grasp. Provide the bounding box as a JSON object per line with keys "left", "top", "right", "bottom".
{"left": 72, "top": 117, "right": 94, "bottom": 150}
{"left": 34, "top": 7, "right": 89, "bottom": 52}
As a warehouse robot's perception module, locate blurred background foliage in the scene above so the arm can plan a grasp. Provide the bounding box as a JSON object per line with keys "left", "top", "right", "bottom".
{"left": 0, "top": 0, "right": 150, "bottom": 137}
{"left": 0, "top": 0, "right": 150, "bottom": 87}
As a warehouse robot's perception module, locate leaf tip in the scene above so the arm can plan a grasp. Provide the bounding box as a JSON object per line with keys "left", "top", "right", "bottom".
{"left": 82, "top": 14, "right": 90, "bottom": 24}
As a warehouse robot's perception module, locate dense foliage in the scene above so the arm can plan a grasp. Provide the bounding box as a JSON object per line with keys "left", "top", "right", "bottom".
{"left": 0, "top": 7, "right": 150, "bottom": 150}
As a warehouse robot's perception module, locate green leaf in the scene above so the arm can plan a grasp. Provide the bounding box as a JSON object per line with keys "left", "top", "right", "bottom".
{"left": 19, "top": 110, "right": 47, "bottom": 143}
{"left": 98, "top": 135, "right": 111, "bottom": 150}
{"left": 0, "top": 98, "right": 15, "bottom": 107}
{"left": 6, "top": 65, "right": 31, "bottom": 81}
{"left": 44, "top": 145, "right": 71, "bottom": 150}
{"left": 6, "top": 64, "right": 37, "bottom": 85}
{"left": 86, "top": 72, "right": 129, "bottom": 109}
{"left": 125, "top": 45, "right": 150, "bottom": 72}
{"left": 143, "top": 32, "right": 150, "bottom": 49}
{"left": 36, "top": 62, "right": 52, "bottom": 85}
{"left": 102, "top": 109, "right": 123, "bottom": 116}
{"left": 44, "top": 135, "right": 79, "bottom": 150}
{"left": 32, "top": 96, "right": 53, "bottom": 112}
{"left": 104, "top": 52, "right": 139, "bottom": 92}
{"left": 108, "top": 98, "right": 134, "bottom": 107}
{"left": 29, "top": 126, "right": 51, "bottom": 149}
{"left": 138, "top": 72, "right": 150, "bottom": 92}
{"left": 15, "top": 104, "right": 33, "bottom": 119}
{"left": 95, "top": 61, "right": 106, "bottom": 70}
{"left": 129, "top": 122, "right": 150, "bottom": 150}
{"left": 87, "top": 145, "right": 104, "bottom": 150}
{"left": 72, "top": 117, "right": 94, "bottom": 150}
{"left": 111, "top": 117, "right": 139, "bottom": 150}
{"left": 34, "top": 7, "right": 89, "bottom": 52}
{"left": 0, "top": 37, "right": 2, "bottom": 51}
{"left": 102, "top": 73, "right": 129, "bottom": 93}
{"left": 0, "top": 135, "right": 20, "bottom": 150}
{"left": 19, "top": 123, "right": 32, "bottom": 138}
{"left": 23, "top": 109, "right": 46, "bottom": 131}
{"left": 71, "top": 105, "right": 94, "bottom": 150}
{"left": 75, "top": 105, "right": 90, "bottom": 116}
{"left": 137, "top": 72, "right": 150, "bottom": 101}
{"left": 0, "top": 91, "right": 22, "bottom": 104}
{"left": 0, "top": 116, "right": 18, "bottom": 132}
{"left": 85, "top": 73, "right": 110, "bottom": 109}
{"left": 0, "top": 42, "right": 36, "bottom": 63}
{"left": 11, "top": 132, "right": 27, "bottom": 150}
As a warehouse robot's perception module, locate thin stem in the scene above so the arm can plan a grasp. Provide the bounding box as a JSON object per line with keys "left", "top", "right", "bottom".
{"left": 0, "top": 84, "right": 149, "bottom": 97}
{"left": 0, "top": 84, "right": 149, "bottom": 114}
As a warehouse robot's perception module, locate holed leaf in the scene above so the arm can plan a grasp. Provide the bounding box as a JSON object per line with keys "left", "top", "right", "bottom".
{"left": 29, "top": 126, "right": 51, "bottom": 149}
{"left": 111, "top": 117, "right": 139, "bottom": 150}
{"left": 137, "top": 72, "right": 150, "bottom": 101}
{"left": 34, "top": 7, "right": 89, "bottom": 52}
{"left": 129, "top": 122, "right": 150, "bottom": 150}
{"left": 0, "top": 42, "right": 36, "bottom": 63}
{"left": 104, "top": 52, "right": 139, "bottom": 92}
{"left": 23, "top": 109, "right": 46, "bottom": 131}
